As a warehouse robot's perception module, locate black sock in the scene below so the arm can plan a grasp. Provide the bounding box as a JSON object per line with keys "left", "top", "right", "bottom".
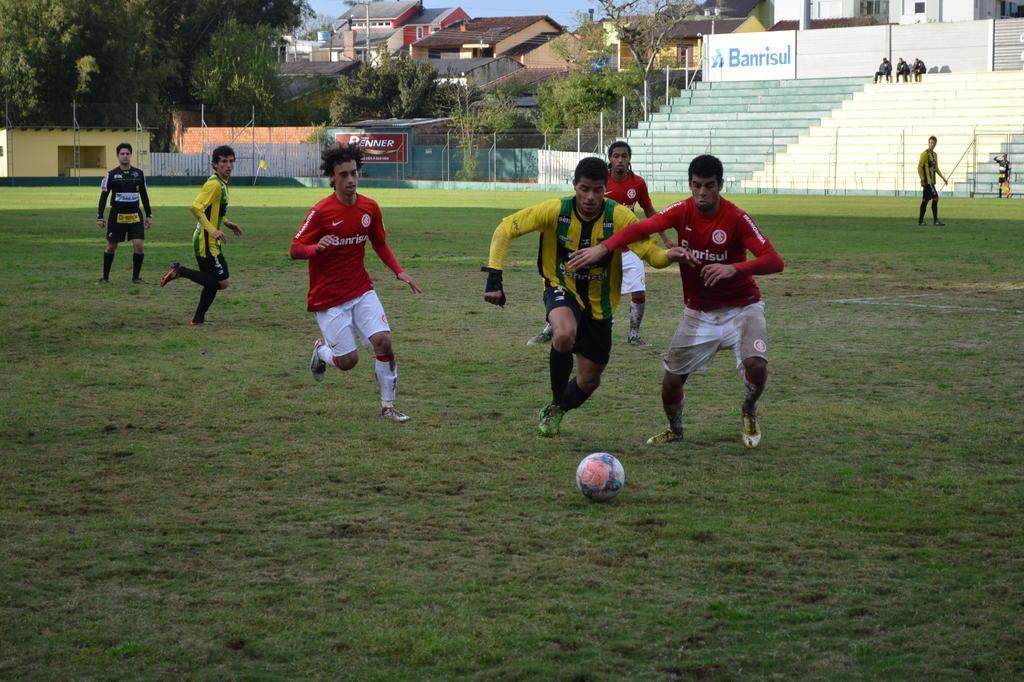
{"left": 918, "top": 201, "right": 928, "bottom": 222}
{"left": 178, "top": 266, "right": 218, "bottom": 288}
{"left": 560, "top": 379, "right": 591, "bottom": 412}
{"left": 132, "top": 253, "right": 144, "bottom": 280}
{"left": 931, "top": 200, "right": 939, "bottom": 222}
{"left": 193, "top": 285, "right": 218, "bottom": 323}
{"left": 549, "top": 348, "right": 573, "bottom": 404}
{"left": 102, "top": 252, "right": 114, "bottom": 279}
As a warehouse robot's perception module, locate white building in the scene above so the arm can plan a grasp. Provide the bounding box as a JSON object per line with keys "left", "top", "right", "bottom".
{"left": 773, "top": 0, "right": 1021, "bottom": 24}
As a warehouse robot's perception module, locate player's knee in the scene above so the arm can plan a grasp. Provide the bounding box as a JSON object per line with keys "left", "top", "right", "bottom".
{"left": 743, "top": 357, "right": 768, "bottom": 383}
{"left": 577, "top": 373, "right": 601, "bottom": 394}
{"left": 552, "top": 332, "right": 575, "bottom": 353}
{"left": 631, "top": 292, "right": 646, "bottom": 304}
{"left": 334, "top": 353, "right": 358, "bottom": 371}
{"left": 218, "top": 279, "right": 230, "bottom": 290}
{"left": 370, "top": 333, "right": 392, "bottom": 357}
{"left": 662, "top": 372, "right": 686, "bottom": 397}
{"left": 105, "top": 244, "right": 117, "bottom": 254}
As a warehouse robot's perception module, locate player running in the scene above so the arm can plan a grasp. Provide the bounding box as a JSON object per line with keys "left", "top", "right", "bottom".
{"left": 290, "top": 143, "right": 422, "bottom": 423}
{"left": 918, "top": 136, "right": 947, "bottom": 226}
{"left": 568, "top": 155, "right": 784, "bottom": 448}
{"left": 485, "top": 157, "right": 682, "bottom": 437}
{"left": 994, "top": 154, "right": 1012, "bottom": 199}
{"left": 527, "top": 141, "right": 671, "bottom": 347}
{"left": 160, "top": 145, "right": 242, "bottom": 325}
{"left": 96, "top": 143, "right": 152, "bottom": 283}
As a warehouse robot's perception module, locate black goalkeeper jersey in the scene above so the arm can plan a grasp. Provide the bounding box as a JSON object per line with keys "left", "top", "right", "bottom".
{"left": 98, "top": 166, "right": 152, "bottom": 218}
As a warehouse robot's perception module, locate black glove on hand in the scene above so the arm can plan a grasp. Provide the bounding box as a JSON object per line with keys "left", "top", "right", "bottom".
{"left": 481, "top": 267, "right": 507, "bottom": 307}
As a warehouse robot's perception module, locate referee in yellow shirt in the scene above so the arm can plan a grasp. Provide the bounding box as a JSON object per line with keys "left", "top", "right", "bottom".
{"left": 483, "top": 157, "right": 683, "bottom": 437}
{"left": 160, "top": 145, "right": 243, "bottom": 325}
{"left": 918, "top": 135, "right": 947, "bottom": 226}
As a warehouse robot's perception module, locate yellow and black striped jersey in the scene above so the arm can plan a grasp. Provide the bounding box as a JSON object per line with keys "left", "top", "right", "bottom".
{"left": 192, "top": 174, "right": 229, "bottom": 257}
{"left": 487, "top": 197, "right": 671, "bottom": 321}
{"left": 918, "top": 150, "right": 941, "bottom": 185}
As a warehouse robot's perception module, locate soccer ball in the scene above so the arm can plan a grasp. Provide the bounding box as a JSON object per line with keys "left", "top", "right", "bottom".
{"left": 575, "top": 452, "right": 625, "bottom": 502}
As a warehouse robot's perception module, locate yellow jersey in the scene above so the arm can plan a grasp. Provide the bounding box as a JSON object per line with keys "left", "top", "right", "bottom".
{"left": 487, "top": 197, "right": 670, "bottom": 321}
{"left": 918, "top": 150, "right": 941, "bottom": 185}
{"left": 192, "top": 174, "right": 229, "bottom": 257}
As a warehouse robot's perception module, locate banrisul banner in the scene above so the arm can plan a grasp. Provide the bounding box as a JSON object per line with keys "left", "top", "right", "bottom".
{"left": 704, "top": 31, "right": 796, "bottom": 82}
{"left": 334, "top": 132, "right": 409, "bottom": 163}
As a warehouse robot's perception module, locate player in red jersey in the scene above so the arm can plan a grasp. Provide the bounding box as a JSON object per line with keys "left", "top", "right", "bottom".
{"left": 290, "top": 143, "right": 422, "bottom": 422}
{"left": 527, "top": 141, "right": 671, "bottom": 347}
{"left": 569, "top": 155, "right": 784, "bottom": 448}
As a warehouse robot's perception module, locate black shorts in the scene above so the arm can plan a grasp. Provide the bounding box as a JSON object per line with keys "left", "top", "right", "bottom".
{"left": 543, "top": 286, "right": 613, "bottom": 365}
{"left": 106, "top": 211, "right": 145, "bottom": 242}
{"left": 196, "top": 254, "right": 229, "bottom": 282}
{"left": 921, "top": 184, "right": 938, "bottom": 201}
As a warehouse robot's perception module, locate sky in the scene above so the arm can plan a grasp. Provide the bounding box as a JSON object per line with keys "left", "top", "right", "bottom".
{"left": 307, "top": 0, "right": 596, "bottom": 27}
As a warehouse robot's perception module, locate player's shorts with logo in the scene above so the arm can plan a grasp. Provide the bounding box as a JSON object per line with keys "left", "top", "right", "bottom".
{"left": 315, "top": 290, "right": 391, "bottom": 357}
{"left": 620, "top": 250, "right": 646, "bottom": 294}
{"left": 663, "top": 301, "right": 768, "bottom": 375}
{"left": 106, "top": 210, "right": 145, "bottom": 242}
{"left": 196, "top": 254, "right": 230, "bottom": 282}
{"left": 921, "top": 183, "right": 938, "bottom": 200}
{"left": 543, "top": 286, "right": 613, "bottom": 365}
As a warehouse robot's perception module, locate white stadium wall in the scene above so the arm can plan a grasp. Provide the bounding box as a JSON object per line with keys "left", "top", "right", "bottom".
{"left": 704, "top": 19, "right": 997, "bottom": 82}
{"left": 890, "top": 21, "right": 993, "bottom": 73}
{"left": 795, "top": 24, "right": 890, "bottom": 78}
{"left": 993, "top": 18, "right": 1024, "bottom": 71}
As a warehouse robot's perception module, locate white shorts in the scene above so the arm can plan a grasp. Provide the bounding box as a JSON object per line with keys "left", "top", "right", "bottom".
{"left": 315, "top": 290, "right": 391, "bottom": 357}
{"left": 620, "top": 250, "right": 646, "bottom": 295}
{"left": 662, "top": 301, "right": 768, "bottom": 376}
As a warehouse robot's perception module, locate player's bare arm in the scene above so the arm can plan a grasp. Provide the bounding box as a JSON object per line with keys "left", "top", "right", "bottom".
{"left": 225, "top": 219, "right": 242, "bottom": 236}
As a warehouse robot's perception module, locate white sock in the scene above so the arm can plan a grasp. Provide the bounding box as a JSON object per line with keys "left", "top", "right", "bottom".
{"left": 375, "top": 357, "right": 397, "bottom": 403}
{"left": 317, "top": 343, "right": 334, "bottom": 365}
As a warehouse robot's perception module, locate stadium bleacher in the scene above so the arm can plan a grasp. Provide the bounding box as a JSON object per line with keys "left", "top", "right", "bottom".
{"left": 743, "top": 71, "right": 1024, "bottom": 196}
{"left": 625, "top": 77, "right": 870, "bottom": 193}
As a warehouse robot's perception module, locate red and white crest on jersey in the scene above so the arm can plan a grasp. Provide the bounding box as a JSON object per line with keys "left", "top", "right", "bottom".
{"left": 712, "top": 229, "right": 727, "bottom": 245}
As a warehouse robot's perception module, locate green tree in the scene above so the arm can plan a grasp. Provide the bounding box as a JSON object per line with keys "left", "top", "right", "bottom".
{"left": 329, "top": 51, "right": 443, "bottom": 124}
{"left": 190, "top": 17, "right": 283, "bottom": 121}
{"left": 536, "top": 68, "right": 642, "bottom": 135}
{"left": 440, "top": 84, "right": 532, "bottom": 181}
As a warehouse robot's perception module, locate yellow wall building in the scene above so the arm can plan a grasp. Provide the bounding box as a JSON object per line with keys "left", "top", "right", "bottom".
{"left": 0, "top": 128, "right": 151, "bottom": 178}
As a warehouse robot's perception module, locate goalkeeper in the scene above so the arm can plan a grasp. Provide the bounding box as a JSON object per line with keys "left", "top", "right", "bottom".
{"left": 482, "top": 157, "right": 684, "bottom": 437}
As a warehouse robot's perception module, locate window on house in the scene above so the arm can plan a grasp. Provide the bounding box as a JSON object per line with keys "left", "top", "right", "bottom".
{"left": 417, "top": 26, "right": 424, "bottom": 39}
{"left": 428, "top": 49, "right": 441, "bottom": 59}
{"left": 859, "top": 0, "right": 888, "bottom": 15}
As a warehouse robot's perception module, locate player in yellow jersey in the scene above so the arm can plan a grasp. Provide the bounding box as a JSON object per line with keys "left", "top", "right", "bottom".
{"left": 483, "top": 157, "right": 686, "bottom": 437}
{"left": 160, "top": 145, "right": 243, "bottom": 325}
{"left": 917, "top": 136, "right": 947, "bottom": 226}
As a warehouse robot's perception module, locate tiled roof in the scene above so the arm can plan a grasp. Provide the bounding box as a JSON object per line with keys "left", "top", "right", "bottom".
{"left": 339, "top": 1, "right": 420, "bottom": 21}
{"left": 412, "top": 15, "right": 561, "bottom": 49}
{"left": 770, "top": 17, "right": 881, "bottom": 30}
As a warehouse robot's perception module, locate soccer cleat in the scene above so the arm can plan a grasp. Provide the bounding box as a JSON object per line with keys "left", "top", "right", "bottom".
{"left": 933, "top": 221, "right": 945, "bottom": 226}
{"left": 160, "top": 261, "right": 181, "bottom": 287}
{"left": 627, "top": 331, "right": 646, "bottom": 346}
{"left": 309, "top": 338, "right": 327, "bottom": 382}
{"left": 537, "top": 403, "right": 564, "bottom": 437}
{"left": 189, "top": 319, "right": 216, "bottom": 327}
{"left": 381, "top": 406, "right": 410, "bottom": 422}
{"left": 132, "top": 278, "right": 146, "bottom": 284}
{"left": 646, "top": 428, "right": 683, "bottom": 445}
{"left": 741, "top": 413, "right": 762, "bottom": 449}
{"left": 526, "top": 328, "right": 553, "bottom": 346}
{"left": 96, "top": 277, "right": 109, "bottom": 284}
{"left": 917, "top": 221, "right": 926, "bottom": 226}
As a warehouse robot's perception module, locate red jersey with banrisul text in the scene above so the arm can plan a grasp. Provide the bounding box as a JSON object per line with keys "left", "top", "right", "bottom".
{"left": 605, "top": 172, "right": 652, "bottom": 213}
{"left": 601, "top": 196, "right": 783, "bottom": 311}
{"left": 291, "top": 193, "right": 403, "bottom": 312}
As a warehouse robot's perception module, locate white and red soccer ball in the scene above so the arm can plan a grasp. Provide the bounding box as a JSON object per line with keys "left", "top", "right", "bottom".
{"left": 575, "top": 452, "right": 625, "bottom": 502}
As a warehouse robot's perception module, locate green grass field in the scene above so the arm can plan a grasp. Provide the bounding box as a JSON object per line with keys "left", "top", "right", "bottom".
{"left": 1, "top": 185, "right": 1022, "bottom": 679}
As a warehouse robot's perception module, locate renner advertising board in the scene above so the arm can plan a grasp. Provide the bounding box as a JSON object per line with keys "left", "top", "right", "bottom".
{"left": 704, "top": 31, "right": 797, "bottom": 82}
{"left": 334, "top": 132, "right": 409, "bottom": 163}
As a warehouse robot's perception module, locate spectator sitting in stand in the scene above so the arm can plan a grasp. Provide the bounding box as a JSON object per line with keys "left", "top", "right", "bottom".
{"left": 874, "top": 57, "right": 892, "bottom": 84}
{"left": 896, "top": 58, "right": 911, "bottom": 83}
{"left": 912, "top": 58, "right": 926, "bottom": 82}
